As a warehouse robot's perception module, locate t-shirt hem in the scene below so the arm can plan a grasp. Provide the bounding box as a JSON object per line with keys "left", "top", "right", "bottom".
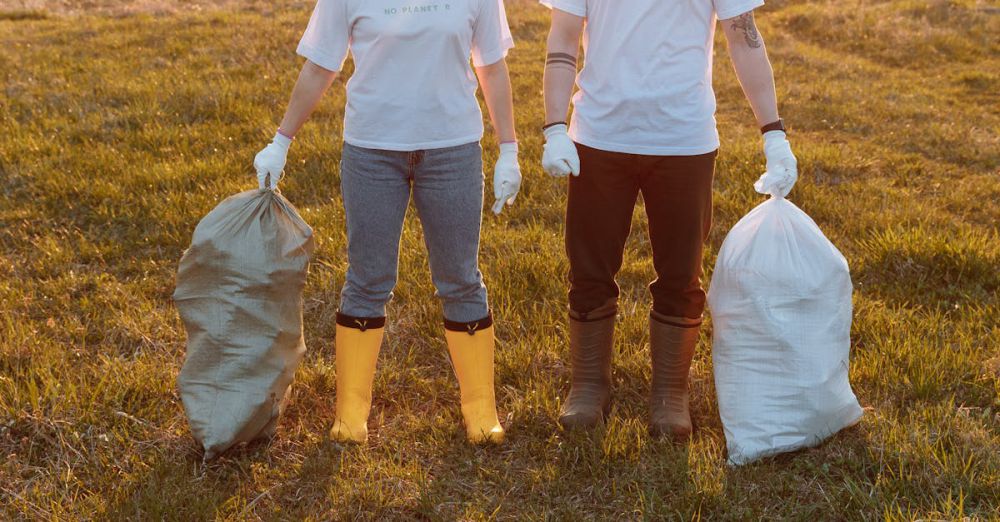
{"left": 572, "top": 134, "right": 720, "bottom": 156}
{"left": 344, "top": 133, "right": 484, "bottom": 152}
{"left": 538, "top": 0, "right": 586, "bottom": 17}
{"left": 715, "top": 0, "right": 765, "bottom": 20}
{"left": 296, "top": 43, "right": 345, "bottom": 72}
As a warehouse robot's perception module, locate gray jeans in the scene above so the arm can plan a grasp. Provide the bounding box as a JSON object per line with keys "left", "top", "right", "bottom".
{"left": 338, "top": 141, "right": 490, "bottom": 323}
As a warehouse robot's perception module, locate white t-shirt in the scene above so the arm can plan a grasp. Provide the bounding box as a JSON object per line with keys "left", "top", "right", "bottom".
{"left": 541, "top": 0, "right": 764, "bottom": 155}
{"left": 298, "top": 0, "right": 514, "bottom": 151}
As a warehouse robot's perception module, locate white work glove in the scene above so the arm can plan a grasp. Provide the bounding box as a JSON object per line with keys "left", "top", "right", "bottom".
{"left": 754, "top": 130, "right": 798, "bottom": 198}
{"left": 541, "top": 123, "right": 580, "bottom": 177}
{"left": 253, "top": 131, "right": 292, "bottom": 191}
{"left": 492, "top": 142, "right": 522, "bottom": 215}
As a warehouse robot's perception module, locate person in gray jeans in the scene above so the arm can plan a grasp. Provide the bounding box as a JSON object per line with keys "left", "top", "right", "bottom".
{"left": 339, "top": 142, "right": 490, "bottom": 324}
{"left": 252, "top": 0, "right": 521, "bottom": 445}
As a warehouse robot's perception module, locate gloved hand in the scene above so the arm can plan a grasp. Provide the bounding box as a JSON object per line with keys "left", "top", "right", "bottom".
{"left": 754, "top": 130, "right": 798, "bottom": 198}
{"left": 541, "top": 123, "right": 580, "bottom": 177}
{"left": 492, "top": 142, "right": 522, "bottom": 215}
{"left": 253, "top": 131, "right": 293, "bottom": 191}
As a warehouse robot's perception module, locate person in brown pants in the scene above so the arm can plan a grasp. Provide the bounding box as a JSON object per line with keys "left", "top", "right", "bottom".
{"left": 539, "top": 0, "right": 800, "bottom": 439}
{"left": 561, "top": 145, "right": 717, "bottom": 438}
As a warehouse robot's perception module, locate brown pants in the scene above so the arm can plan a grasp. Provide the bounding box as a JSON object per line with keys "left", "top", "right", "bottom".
{"left": 566, "top": 143, "right": 717, "bottom": 320}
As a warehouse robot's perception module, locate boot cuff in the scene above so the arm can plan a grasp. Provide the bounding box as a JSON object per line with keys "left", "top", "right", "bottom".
{"left": 569, "top": 299, "right": 618, "bottom": 322}
{"left": 336, "top": 313, "right": 386, "bottom": 332}
{"left": 650, "top": 310, "right": 702, "bottom": 329}
{"left": 444, "top": 312, "right": 493, "bottom": 335}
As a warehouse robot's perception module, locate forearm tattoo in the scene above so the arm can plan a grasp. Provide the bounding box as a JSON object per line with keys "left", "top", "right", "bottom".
{"left": 731, "top": 12, "right": 761, "bottom": 48}
{"left": 545, "top": 52, "right": 578, "bottom": 72}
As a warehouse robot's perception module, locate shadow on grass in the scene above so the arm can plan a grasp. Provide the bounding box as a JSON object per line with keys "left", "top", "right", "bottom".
{"left": 853, "top": 227, "right": 1000, "bottom": 310}
{"left": 0, "top": 10, "right": 49, "bottom": 21}
{"left": 102, "top": 434, "right": 344, "bottom": 520}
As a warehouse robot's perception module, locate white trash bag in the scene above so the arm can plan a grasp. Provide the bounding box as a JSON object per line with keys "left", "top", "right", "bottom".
{"left": 708, "top": 196, "right": 863, "bottom": 466}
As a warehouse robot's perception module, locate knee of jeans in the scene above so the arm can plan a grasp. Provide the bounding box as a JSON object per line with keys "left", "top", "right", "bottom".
{"left": 440, "top": 294, "right": 490, "bottom": 326}
{"left": 436, "top": 279, "right": 487, "bottom": 305}
{"left": 342, "top": 275, "right": 395, "bottom": 305}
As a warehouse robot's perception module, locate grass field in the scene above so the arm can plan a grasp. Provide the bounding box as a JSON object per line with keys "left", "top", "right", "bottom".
{"left": 1, "top": 0, "right": 999, "bottom": 519}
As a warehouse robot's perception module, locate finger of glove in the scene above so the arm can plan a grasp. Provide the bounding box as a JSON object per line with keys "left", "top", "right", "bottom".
{"left": 256, "top": 169, "right": 269, "bottom": 190}
{"left": 500, "top": 186, "right": 518, "bottom": 206}
{"left": 754, "top": 172, "right": 780, "bottom": 196}
{"left": 567, "top": 155, "right": 581, "bottom": 176}
{"left": 762, "top": 171, "right": 793, "bottom": 198}
{"left": 262, "top": 167, "right": 282, "bottom": 190}
{"left": 782, "top": 157, "right": 799, "bottom": 178}
{"left": 492, "top": 197, "right": 506, "bottom": 215}
{"left": 776, "top": 171, "right": 796, "bottom": 198}
{"left": 552, "top": 139, "right": 579, "bottom": 170}
{"left": 542, "top": 149, "right": 565, "bottom": 177}
{"left": 753, "top": 173, "right": 767, "bottom": 194}
{"left": 543, "top": 159, "right": 569, "bottom": 177}
{"left": 495, "top": 177, "right": 516, "bottom": 197}
{"left": 493, "top": 179, "right": 506, "bottom": 201}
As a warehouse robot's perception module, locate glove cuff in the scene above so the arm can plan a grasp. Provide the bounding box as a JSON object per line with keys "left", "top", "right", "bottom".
{"left": 272, "top": 131, "right": 293, "bottom": 149}
{"left": 499, "top": 141, "right": 519, "bottom": 155}
{"left": 762, "top": 130, "right": 787, "bottom": 145}
{"left": 543, "top": 123, "right": 569, "bottom": 140}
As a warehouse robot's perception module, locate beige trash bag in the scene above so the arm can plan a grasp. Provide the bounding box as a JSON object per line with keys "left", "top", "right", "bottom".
{"left": 174, "top": 189, "right": 314, "bottom": 460}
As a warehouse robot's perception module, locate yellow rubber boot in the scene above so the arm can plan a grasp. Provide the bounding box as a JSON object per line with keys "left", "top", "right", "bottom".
{"left": 330, "top": 321, "right": 384, "bottom": 443}
{"left": 445, "top": 324, "right": 504, "bottom": 444}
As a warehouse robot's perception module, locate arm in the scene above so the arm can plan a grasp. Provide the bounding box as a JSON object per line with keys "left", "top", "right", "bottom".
{"left": 721, "top": 10, "right": 778, "bottom": 127}
{"left": 475, "top": 59, "right": 521, "bottom": 214}
{"left": 474, "top": 59, "right": 517, "bottom": 144}
{"left": 278, "top": 60, "right": 340, "bottom": 137}
{"left": 722, "top": 10, "right": 798, "bottom": 197}
{"left": 543, "top": 9, "right": 585, "bottom": 126}
{"left": 253, "top": 60, "right": 338, "bottom": 190}
{"left": 540, "top": 9, "right": 585, "bottom": 178}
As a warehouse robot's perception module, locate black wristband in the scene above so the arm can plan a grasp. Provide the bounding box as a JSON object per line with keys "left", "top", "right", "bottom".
{"left": 760, "top": 119, "right": 785, "bottom": 134}
{"left": 542, "top": 121, "right": 567, "bottom": 131}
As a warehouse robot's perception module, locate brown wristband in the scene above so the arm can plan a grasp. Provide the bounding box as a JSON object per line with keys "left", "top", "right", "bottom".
{"left": 760, "top": 119, "right": 785, "bottom": 134}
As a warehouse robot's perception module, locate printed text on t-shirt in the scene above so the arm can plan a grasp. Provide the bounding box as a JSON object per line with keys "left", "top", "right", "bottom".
{"left": 384, "top": 4, "right": 452, "bottom": 15}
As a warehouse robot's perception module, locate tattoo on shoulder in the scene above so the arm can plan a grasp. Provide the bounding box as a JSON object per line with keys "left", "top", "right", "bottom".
{"left": 731, "top": 12, "right": 761, "bottom": 49}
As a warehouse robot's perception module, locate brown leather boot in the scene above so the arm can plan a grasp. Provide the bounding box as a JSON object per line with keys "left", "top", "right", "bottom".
{"left": 559, "top": 301, "right": 617, "bottom": 429}
{"left": 649, "top": 311, "right": 701, "bottom": 440}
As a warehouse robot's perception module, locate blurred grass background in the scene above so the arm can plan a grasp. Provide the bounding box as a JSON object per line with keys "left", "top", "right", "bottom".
{"left": 1, "top": 0, "right": 998, "bottom": 519}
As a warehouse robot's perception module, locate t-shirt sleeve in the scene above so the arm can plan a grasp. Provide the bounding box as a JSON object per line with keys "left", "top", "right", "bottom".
{"left": 538, "top": 0, "right": 586, "bottom": 17}
{"left": 713, "top": 0, "right": 764, "bottom": 20}
{"left": 471, "top": 0, "right": 515, "bottom": 67}
{"left": 296, "top": 0, "right": 351, "bottom": 72}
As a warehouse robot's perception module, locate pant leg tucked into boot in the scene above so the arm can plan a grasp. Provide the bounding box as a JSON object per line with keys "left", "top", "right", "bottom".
{"left": 559, "top": 300, "right": 617, "bottom": 429}
{"left": 648, "top": 311, "right": 701, "bottom": 440}
{"left": 444, "top": 315, "right": 504, "bottom": 444}
{"left": 330, "top": 314, "right": 385, "bottom": 443}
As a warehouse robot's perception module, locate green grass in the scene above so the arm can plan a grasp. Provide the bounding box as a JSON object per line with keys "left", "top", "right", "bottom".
{"left": 1, "top": 0, "right": 998, "bottom": 519}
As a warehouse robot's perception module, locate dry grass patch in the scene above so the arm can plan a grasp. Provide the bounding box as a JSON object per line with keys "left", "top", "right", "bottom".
{"left": 1, "top": 0, "right": 998, "bottom": 519}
